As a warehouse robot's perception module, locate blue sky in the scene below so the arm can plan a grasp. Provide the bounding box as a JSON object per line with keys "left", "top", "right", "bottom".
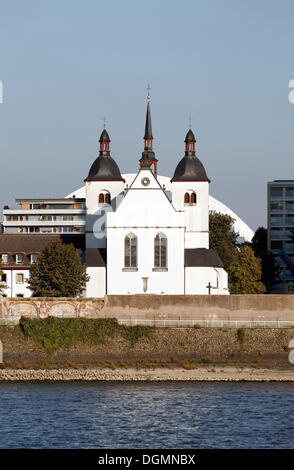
{"left": 0, "top": 0, "right": 294, "bottom": 230}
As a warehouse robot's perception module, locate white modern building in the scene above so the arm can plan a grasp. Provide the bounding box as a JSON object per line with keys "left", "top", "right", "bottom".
{"left": 0, "top": 95, "right": 254, "bottom": 297}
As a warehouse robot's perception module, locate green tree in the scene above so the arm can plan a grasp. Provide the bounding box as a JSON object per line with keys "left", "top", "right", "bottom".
{"left": 251, "top": 226, "right": 280, "bottom": 293}
{"left": 209, "top": 211, "right": 238, "bottom": 273}
{"left": 229, "top": 245, "right": 266, "bottom": 294}
{"left": 28, "top": 239, "right": 89, "bottom": 297}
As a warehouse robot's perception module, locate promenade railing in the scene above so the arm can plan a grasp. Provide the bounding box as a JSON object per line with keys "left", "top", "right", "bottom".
{"left": 117, "top": 319, "right": 294, "bottom": 328}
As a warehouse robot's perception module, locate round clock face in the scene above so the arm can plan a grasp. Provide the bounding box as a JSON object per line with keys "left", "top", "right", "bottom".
{"left": 141, "top": 177, "right": 150, "bottom": 187}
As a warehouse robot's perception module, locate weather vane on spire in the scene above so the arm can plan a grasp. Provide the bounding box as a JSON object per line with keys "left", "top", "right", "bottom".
{"left": 103, "top": 116, "right": 107, "bottom": 129}
{"left": 189, "top": 116, "right": 192, "bottom": 129}
{"left": 147, "top": 83, "right": 151, "bottom": 102}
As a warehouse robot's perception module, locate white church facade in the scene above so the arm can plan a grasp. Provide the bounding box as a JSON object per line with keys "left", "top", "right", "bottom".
{"left": 84, "top": 95, "right": 229, "bottom": 296}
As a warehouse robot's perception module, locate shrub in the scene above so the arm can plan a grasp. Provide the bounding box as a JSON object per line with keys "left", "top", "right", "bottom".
{"left": 19, "top": 317, "right": 154, "bottom": 355}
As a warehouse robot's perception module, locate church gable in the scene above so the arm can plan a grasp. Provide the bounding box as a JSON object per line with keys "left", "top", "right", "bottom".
{"left": 107, "top": 169, "right": 184, "bottom": 228}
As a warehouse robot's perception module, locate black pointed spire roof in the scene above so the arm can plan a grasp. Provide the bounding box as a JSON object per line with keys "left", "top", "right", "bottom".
{"left": 171, "top": 128, "right": 210, "bottom": 182}
{"left": 185, "top": 129, "right": 196, "bottom": 142}
{"left": 140, "top": 89, "right": 157, "bottom": 172}
{"left": 144, "top": 100, "right": 153, "bottom": 139}
{"left": 99, "top": 129, "right": 110, "bottom": 142}
{"left": 84, "top": 128, "right": 124, "bottom": 182}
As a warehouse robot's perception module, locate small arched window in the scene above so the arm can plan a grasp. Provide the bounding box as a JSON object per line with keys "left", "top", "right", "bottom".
{"left": 154, "top": 233, "right": 167, "bottom": 268}
{"left": 190, "top": 192, "right": 196, "bottom": 204}
{"left": 124, "top": 233, "right": 137, "bottom": 268}
{"left": 98, "top": 191, "right": 111, "bottom": 205}
{"left": 184, "top": 190, "right": 197, "bottom": 205}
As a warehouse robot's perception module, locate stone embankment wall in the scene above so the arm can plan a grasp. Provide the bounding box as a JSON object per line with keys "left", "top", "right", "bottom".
{"left": 1, "top": 294, "right": 294, "bottom": 324}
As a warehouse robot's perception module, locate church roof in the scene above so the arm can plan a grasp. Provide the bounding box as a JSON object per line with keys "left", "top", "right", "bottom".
{"left": 184, "top": 248, "right": 224, "bottom": 267}
{"left": 85, "top": 154, "right": 124, "bottom": 181}
{"left": 171, "top": 155, "right": 210, "bottom": 182}
{"left": 85, "top": 128, "right": 124, "bottom": 182}
{"left": 185, "top": 129, "right": 196, "bottom": 142}
{"left": 99, "top": 129, "right": 110, "bottom": 142}
{"left": 144, "top": 101, "right": 153, "bottom": 139}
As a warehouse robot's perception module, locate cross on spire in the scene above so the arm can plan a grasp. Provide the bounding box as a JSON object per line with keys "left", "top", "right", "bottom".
{"left": 103, "top": 116, "right": 106, "bottom": 129}
{"left": 189, "top": 115, "right": 192, "bottom": 129}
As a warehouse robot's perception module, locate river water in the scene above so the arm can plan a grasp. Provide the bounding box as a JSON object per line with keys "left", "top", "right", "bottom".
{"left": 0, "top": 382, "right": 293, "bottom": 448}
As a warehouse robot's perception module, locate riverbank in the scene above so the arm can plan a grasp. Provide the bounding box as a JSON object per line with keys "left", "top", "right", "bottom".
{"left": 1, "top": 323, "right": 294, "bottom": 371}
{"left": 1, "top": 366, "right": 294, "bottom": 382}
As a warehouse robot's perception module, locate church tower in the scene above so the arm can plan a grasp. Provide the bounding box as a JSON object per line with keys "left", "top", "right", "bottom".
{"left": 171, "top": 128, "right": 210, "bottom": 249}
{"left": 84, "top": 127, "right": 125, "bottom": 248}
{"left": 139, "top": 86, "right": 158, "bottom": 176}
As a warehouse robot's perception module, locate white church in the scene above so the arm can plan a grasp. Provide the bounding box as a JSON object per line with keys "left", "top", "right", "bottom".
{"left": 84, "top": 94, "right": 229, "bottom": 297}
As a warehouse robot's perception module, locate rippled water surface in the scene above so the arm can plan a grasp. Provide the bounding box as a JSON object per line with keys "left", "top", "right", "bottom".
{"left": 0, "top": 382, "right": 294, "bottom": 448}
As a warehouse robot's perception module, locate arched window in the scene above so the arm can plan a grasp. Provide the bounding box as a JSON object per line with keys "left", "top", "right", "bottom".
{"left": 154, "top": 233, "right": 167, "bottom": 268}
{"left": 124, "top": 233, "right": 137, "bottom": 268}
{"left": 190, "top": 192, "right": 196, "bottom": 204}
{"left": 98, "top": 191, "right": 111, "bottom": 205}
{"left": 184, "top": 190, "right": 197, "bottom": 205}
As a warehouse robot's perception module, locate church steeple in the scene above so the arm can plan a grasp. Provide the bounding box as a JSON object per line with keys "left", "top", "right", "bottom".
{"left": 84, "top": 127, "right": 124, "bottom": 182}
{"left": 139, "top": 85, "right": 158, "bottom": 175}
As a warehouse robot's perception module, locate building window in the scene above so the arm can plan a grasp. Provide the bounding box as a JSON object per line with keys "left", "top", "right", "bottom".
{"left": 154, "top": 233, "right": 167, "bottom": 268}
{"left": 190, "top": 192, "right": 196, "bottom": 204}
{"left": 184, "top": 191, "right": 196, "bottom": 205}
{"left": 16, "top": 294, "right": 24, "bottom": 298}
{"left": 1, "top": 254, "right": 8, "bottom": 264}
{"left": 0, "top": 274, "right": 7, "bottom": 284}
{"left": 31, "top": 254, "right": 37, "bottom": 264}
{"left": 124, "top": 233, "right": 137, "bottom": 268}
{"left": 16, "top": 273, "right": 24, "bottom": 284}
{"left": 98, "top": 192, "right": 111, "bottom": 205}
{"left": 16, "top": 254, "right": 23, "bottom": 264}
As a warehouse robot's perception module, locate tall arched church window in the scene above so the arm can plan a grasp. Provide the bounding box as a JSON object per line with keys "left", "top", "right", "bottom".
{"left": 98, "top": 193, "right": 104, "bottom": 204}
{"left": 184, "top": 193, "right": 190, "bottom": 204}
{"left": 190, "top": 192, "right": 196, "bottom": 204}
{"left": 104, "top": 193, "right": 111, "bottom": 204}
{"left": 154, "top": 233, "right": 167, "bottom": 268}
{"left": 124, "top": 233, "right": 137, "bottom": 268}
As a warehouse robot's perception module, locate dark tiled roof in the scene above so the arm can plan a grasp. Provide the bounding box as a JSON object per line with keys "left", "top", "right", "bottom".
{"left": 99, "top": 129, "right": 110, "bottom": 142}
{"left": 185, "top": 129, "right": 196, "bottom": 142}
{"left": 184, "top": 248, "right": 224, "bottom": 268}
{"left": 171, "top": 155, "right": 210, "bottom": 182}
{"left": 85, "top": 248, "right": 106, "bottom": 267}
{"left": 85, "top": 154, "right": 124, "bottom": 182}
{"left": 0, "top": 234, "right": 85, "bottom": 267}
{"left": 144, "top": 101, "right": 153, "bottom": 139}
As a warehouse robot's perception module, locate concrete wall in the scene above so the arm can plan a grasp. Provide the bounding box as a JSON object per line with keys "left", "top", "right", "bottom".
{"left": 2, "top": 294, "right": 294, "bottom": 324}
